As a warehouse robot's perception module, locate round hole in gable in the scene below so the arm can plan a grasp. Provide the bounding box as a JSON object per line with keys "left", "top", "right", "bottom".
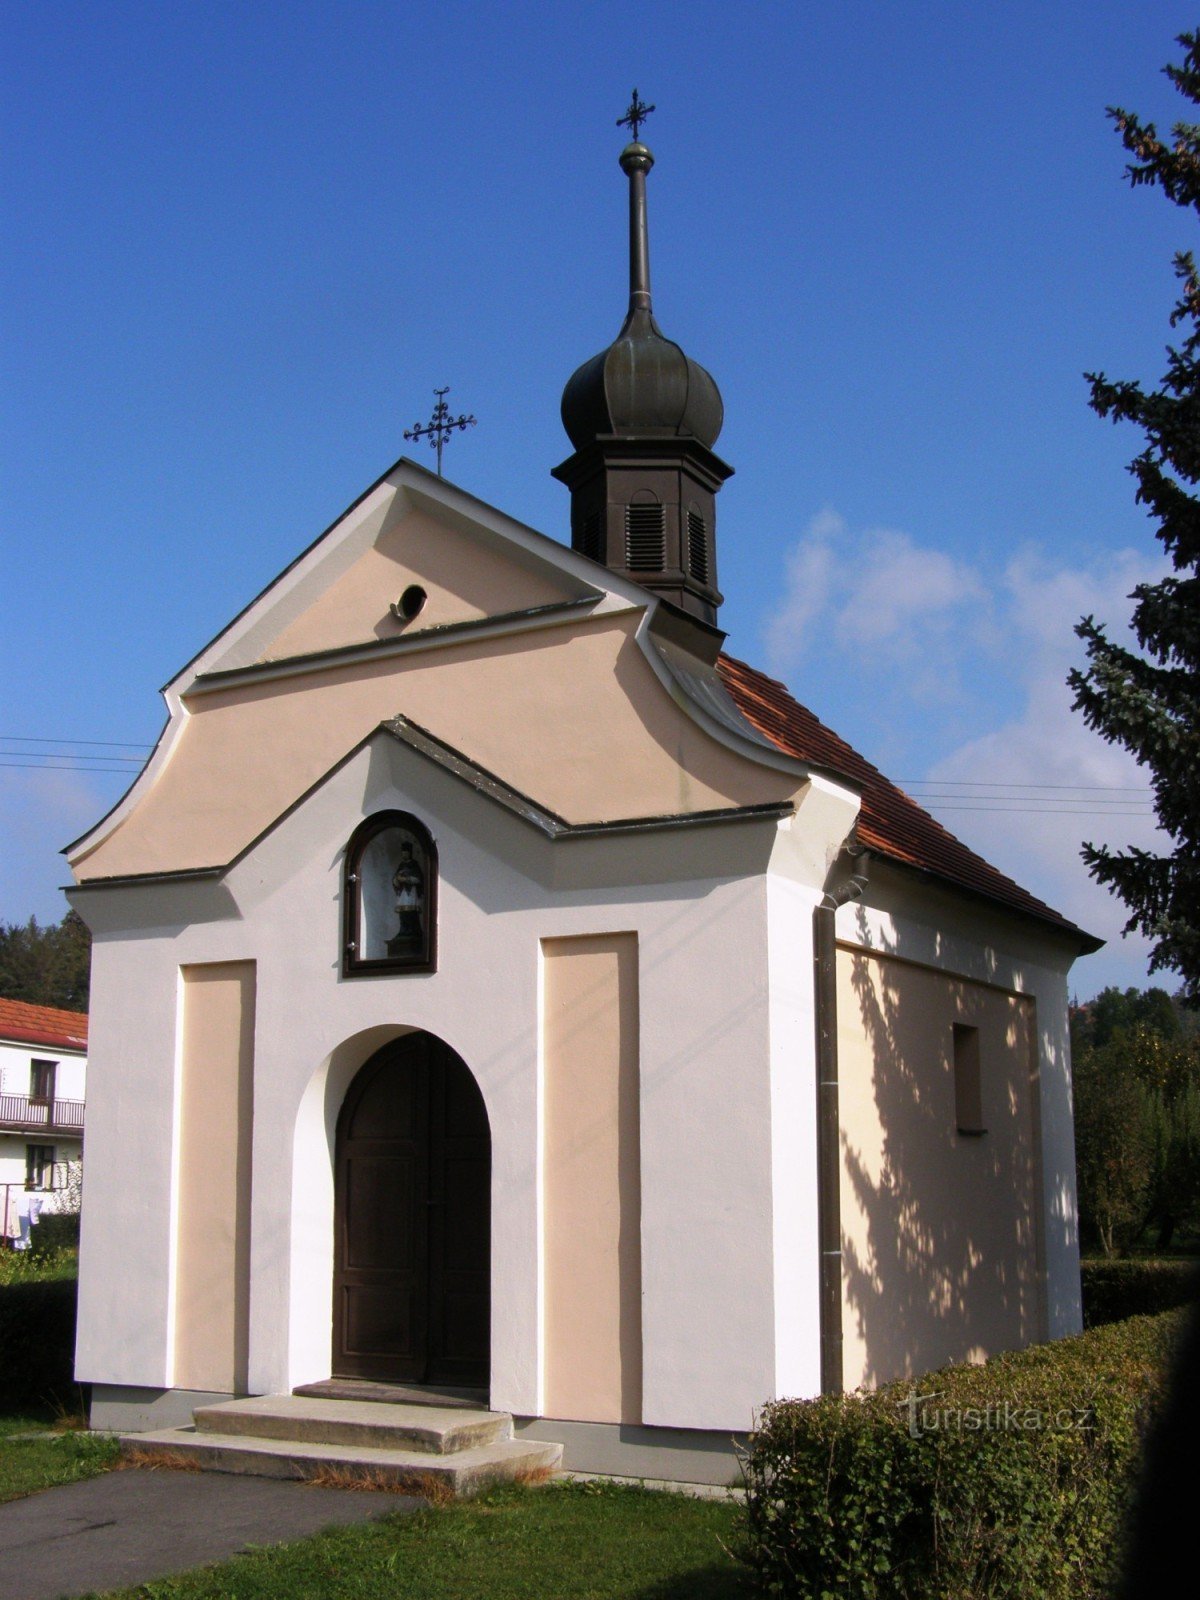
{"left": 392, "top": 585, "right": 428, "bottom": 623}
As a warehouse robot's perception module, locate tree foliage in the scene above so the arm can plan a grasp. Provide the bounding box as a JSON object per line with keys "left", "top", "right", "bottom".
{"left": 1071, "top": 987, "right": 1200, "bottom": 1254}
{"left": 1072, "top": 984, "right": 1185, "bottom": 1050}
{"left": 0, "top": 911, "right": 91, "bottom": 1011}
{"left": 1070, "top": 32, "right": 1200, "bottom": 1004}
{"left": 1073, "top": 1045, "right": 1156, "bottom": 1256}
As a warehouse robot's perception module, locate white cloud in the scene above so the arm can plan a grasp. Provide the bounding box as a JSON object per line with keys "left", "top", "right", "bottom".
{"left": 762, "top": 507, "right": 842, "bottom": 664}
{"left": 764, "top": 510, "right": 988, "bottom": 710}
{"left": 0, "top": 767, "right": 124, "bottom": 926}
{"left": 759, "top": 514, "right": 1172, "bottom": 995}
{"left": 923, "top": 545, "right": 1168, "bottom": 990}
{"left": 835, "top": 528, "right": 986, "bottom": 651}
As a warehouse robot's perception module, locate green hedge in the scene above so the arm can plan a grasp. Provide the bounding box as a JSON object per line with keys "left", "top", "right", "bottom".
{"left": 738, "top": 1312, "right": 1181, "bottom": 1600}
{"left": 0, "top": 1275, "right": 78, "bottom": 1412}
{"left": 29, "top": 1212, "right": 81, "bottom": 1257}
{"left": 1081, "top": 1258, "right": 1197, "bottom": 1327}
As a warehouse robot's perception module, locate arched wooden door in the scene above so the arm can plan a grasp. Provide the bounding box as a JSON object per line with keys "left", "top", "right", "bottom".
{"left": 333, "top": 1032, "right": 490, "bottom": 1387}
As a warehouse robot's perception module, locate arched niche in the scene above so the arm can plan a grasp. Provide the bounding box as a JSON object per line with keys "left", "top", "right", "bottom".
{"left": 342, "top": 810, "right": 437, "bottom": 976}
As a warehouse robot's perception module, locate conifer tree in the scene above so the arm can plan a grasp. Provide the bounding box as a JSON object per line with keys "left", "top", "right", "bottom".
{"left": 0, "top": 910, "right": 90, "bottom": 1010}
{"left": 1071, "top": 32, "right": 1200, "bottom": 1004}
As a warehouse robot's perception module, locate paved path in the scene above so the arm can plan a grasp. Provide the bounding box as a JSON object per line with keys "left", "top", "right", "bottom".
{"left": 0, "top": 1467, "right": 419, "bottom": 1600}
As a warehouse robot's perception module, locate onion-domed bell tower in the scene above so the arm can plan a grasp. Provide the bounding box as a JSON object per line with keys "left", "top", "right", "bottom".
{"left": 553, "top": 93, "right": 733, "bottom": 629}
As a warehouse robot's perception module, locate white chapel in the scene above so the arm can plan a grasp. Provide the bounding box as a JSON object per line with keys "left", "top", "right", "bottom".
{"left": 68, "top": 107, "right": 1098, "bottom": 1486}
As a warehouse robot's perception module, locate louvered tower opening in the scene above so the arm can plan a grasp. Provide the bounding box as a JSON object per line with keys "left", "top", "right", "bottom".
{"left": 625, "top": 502, "right": 666, "bottom": 571}
{"left": 579, "top": 511, "right": 604, "bottom": 563}
{"left": 686, "top": 508, "right": 709, "bottom": 585}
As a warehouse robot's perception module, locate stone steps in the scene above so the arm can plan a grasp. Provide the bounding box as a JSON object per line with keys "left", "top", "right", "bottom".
{"left": 293, "top": 1378, "right": 487, "bottom": 1410}
{"left": 195, "top": 1394, "right": 512, "bottom": 1454}
{"left": 119, "top": 1394, "right": 562, "bottom": 1496}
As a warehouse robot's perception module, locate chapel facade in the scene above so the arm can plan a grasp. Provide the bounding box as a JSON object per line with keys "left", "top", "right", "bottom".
{"left": 68, "top": 112, "right": 1096, "bottom": 1484}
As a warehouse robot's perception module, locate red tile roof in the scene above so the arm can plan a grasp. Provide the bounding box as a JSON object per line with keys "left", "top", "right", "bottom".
{"left": 718, "top": 653, "right": 1096, "bottom": 945}
{"left": 0, "top": 997, "right": 88, "bottom": 1053}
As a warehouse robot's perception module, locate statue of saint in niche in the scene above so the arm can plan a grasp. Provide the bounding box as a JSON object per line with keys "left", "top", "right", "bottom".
{"left": 386, "top": 841, "right": 426, "bottom": 957}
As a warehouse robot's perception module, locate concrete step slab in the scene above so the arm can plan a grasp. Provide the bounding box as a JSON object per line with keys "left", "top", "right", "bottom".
{"left": 294, "top": 1379, "right": 487, "bottom": 1409}
{"left": 193, "top": 1394, "right": 510, "bottom": 1455}
{"left": 120, "top": 1427, "right": 562, "bottom": 1497}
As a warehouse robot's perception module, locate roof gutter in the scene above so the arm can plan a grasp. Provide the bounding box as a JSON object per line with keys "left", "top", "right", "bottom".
{"left": 814, "top": 845, "right": 870, "bottom": 1395}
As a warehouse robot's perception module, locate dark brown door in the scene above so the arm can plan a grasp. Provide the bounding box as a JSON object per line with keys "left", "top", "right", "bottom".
{"left": 333, "top": 1033, "right": 490, "bottom": 1386}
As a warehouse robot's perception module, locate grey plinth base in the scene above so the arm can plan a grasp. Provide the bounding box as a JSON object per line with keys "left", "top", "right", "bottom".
{"left": 90, "top": 1386, "right": 235, "bottom": 1433}
{"left": 513, "top": 1417, "right": 746, "bottom": 1486}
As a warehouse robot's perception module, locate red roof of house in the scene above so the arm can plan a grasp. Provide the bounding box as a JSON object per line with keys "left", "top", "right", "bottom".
{"left": 0, "top": 997, "right": 88, "bottom": 1053}
{"left": 718, "top": 653, "right": 1096, "bottom": 945}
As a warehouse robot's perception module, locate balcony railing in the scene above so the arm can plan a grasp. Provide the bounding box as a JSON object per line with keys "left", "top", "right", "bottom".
{"left": 0, "top": 1093, "right": 85, "bottom": 1132}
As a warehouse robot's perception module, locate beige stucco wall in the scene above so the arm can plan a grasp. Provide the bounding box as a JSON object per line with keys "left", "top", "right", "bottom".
{"left": 266, "top": 506, "right": 583, "bottom": 662}
{"left": 541, "top": 933, "right": 642, "bottom": 1425}
{"left": 173, "top": 962, "right": 256, "bottom": 1393}
{"left": 836, "top": 945, "right": 1043, "bottom": 1389}
{"left": 74, "top": 613, "right": 799, "bottom": 882}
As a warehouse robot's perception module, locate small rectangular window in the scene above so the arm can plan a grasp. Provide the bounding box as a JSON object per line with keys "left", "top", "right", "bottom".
{"left": 953, "top": 1024, "right": 985, "bottom": 1135}
{"left": 25, "top": 1144, "right": 55, "bottom": 1190}
{"left": 30, "top": 1060, "right": 56, "bottom": 1105}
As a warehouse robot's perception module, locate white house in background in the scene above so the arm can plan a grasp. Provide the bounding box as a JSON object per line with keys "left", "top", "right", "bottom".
{"left": 66, "top": 124, "right": 1100, "bottom": 1485}
{"left": 0, "top": 997, "right": 87, "bottom": 1241}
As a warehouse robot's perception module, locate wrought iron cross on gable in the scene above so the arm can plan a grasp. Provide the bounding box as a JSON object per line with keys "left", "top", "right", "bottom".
{"left": 404, "top": 388, "right": 477, "bottom": 477}
{"left": 617, "top": 88, "right": 655, "bottom": 143}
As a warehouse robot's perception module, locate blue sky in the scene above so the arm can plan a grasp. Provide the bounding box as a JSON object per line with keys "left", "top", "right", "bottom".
{"left": 1, "top": 1, "right": 1191, "bottom": 997}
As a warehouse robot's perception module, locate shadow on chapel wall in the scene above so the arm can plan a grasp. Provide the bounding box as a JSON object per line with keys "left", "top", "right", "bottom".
{"left": 838, "top": 905, "right": 1044, "bottom": 1389}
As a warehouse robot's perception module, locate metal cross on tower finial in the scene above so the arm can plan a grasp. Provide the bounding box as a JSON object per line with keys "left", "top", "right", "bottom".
{"left": 617, "top": 88, "right": 655, "bottom": 144}
{"left": 404, "top": 387, "right": 477, "bottom": 477}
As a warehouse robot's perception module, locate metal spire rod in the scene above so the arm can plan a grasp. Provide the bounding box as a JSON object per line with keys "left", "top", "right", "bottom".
{"left": 404, "top": 387, "right": 476, "bottom": 477}
{"left": 618, "top": 89, "right": 655, "bottom": 317}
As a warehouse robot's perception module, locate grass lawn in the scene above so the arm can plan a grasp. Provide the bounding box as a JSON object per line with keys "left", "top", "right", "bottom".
{"left": 0, "top": 1245, "right": 79, "bottom": 1285}
{"left": 0, "top": 1412, "right": 119, "bottom": 1505}
{"left": 87, "top": 1479, "right": 754, "bottom": 1600}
